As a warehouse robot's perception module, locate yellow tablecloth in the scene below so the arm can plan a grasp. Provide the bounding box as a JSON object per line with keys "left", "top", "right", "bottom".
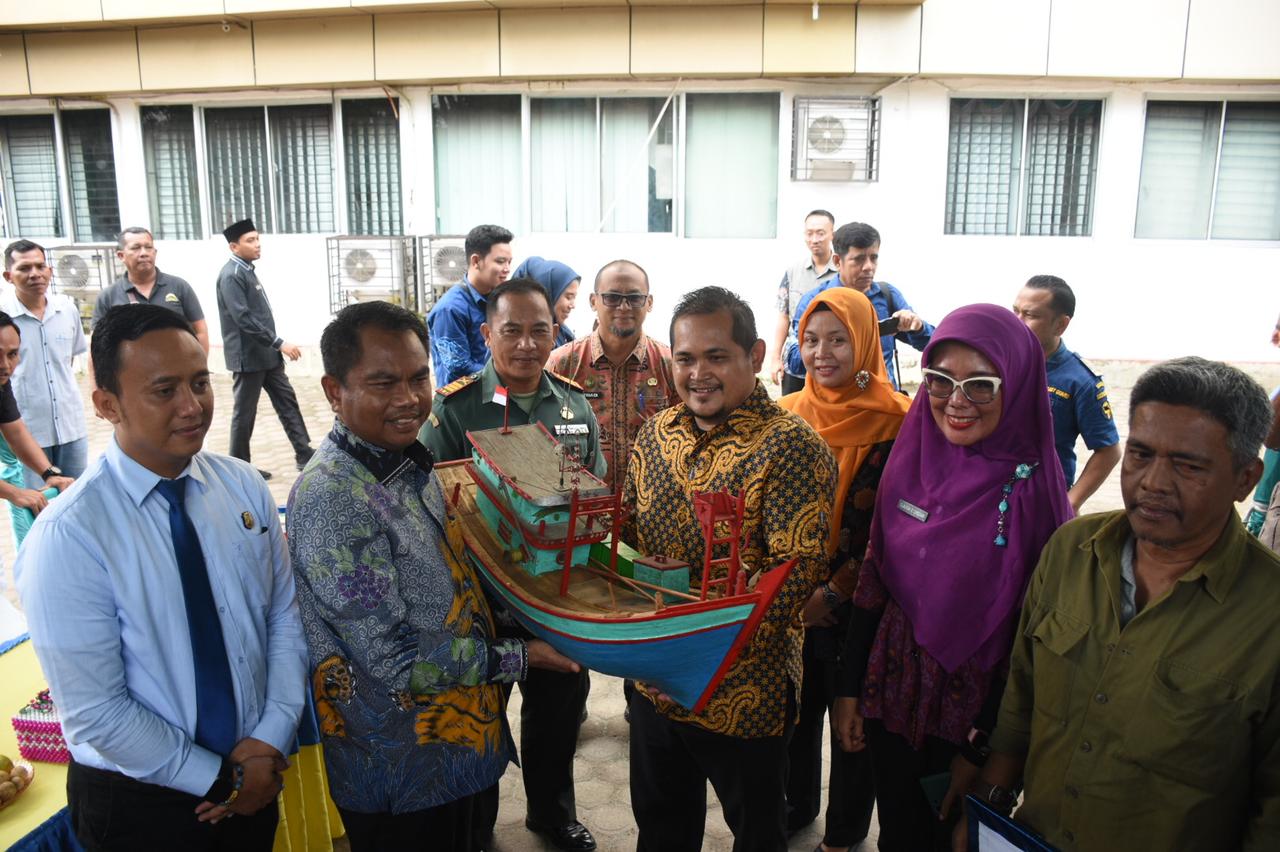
{"left": 0, "top": 639, "right": 344, "bottom": 851}
{"left": 0, "top": 640, "right": 68, "bottom": 850}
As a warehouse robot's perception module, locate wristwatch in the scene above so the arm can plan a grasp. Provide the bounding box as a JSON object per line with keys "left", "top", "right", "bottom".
{"left": 204, "top": 759, "right": 237, "bottom": 804}
{"left": 821, "top": 582, "right": 841, "bottom": 610}
{"left": 975, "top": 781, "right": 1017, "bottom": 815}
{"left": 40, "top": 465, "right": 62, "bottom": 481}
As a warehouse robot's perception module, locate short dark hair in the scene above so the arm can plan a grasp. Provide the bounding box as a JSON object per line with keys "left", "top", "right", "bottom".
{"left": 117, "top": 227, "right": 153, "bottom": 250}
{"left": 4, "top": 240, "right": 45, "bottom": 271}
{"left": 1130, "top": 356, "right": 1272, "bottom": 470}
{"left": 669, "top": 286, "right": 758, "bottom": 354}
{"left": 321, "top": 300, "right": 430, "bottom": 384}
{"left": 486, "top": 277, "right": 555, "bottom": 324}
{"left": 0, "top": 311, "right": 19, "bottom": 339}
{"left": 832, "top": 222, "right": 880, "bottom": 257}
{"left": 593, "top": 259, "right": 650, "bottom": 292}
{"left": 1024, "top": 274, "right": 1076, "bottom": 318}
{"left": 465, "top": 225, "right": 514, "bottom": 263}
{"left": 806, "top": 209, "right": 835, "bottom": 227}
{"left": 92, "top": 304, "right": 197, "bottom": 394}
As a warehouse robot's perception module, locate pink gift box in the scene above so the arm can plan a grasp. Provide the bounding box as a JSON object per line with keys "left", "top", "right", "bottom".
{"left": 12, "top": 689, "right": 70, "bottom": 764}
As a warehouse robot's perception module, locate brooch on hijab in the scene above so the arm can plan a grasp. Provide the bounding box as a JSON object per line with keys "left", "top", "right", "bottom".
{"left": 994, "top": 463, "right": 1039, "bottom": 546}
{"left": 855, "top": 370, "right": 871, "bottom": 390}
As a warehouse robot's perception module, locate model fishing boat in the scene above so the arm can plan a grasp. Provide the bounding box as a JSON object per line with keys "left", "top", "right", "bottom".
{"left": 436, "top": 422, "right": 796, "bottom": 713}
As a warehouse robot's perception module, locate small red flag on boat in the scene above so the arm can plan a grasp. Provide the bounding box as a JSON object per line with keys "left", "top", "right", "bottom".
{"left": 492, "top": 385, "right": 508, "bottom": 406}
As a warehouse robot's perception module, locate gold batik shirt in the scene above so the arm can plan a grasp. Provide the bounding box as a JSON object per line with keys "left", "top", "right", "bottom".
{"left": 548, "top": 332, "right": 676, "bottom": 494}
{"left": 621, "top": 382, "right": 836, "bottom": 738}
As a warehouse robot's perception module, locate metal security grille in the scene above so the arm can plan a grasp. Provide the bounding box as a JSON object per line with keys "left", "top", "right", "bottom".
{"left": 343, "top": 99, "right": 402, "bottom": 236}
{"left": 791, "top": 96, "right": 880, "bottom": 182}
{"left": 270, "top": 104, "right": 334, "bottom": 234}
{"left": 1023, "top": 100, "right": 1100, "bottom": 236}
{"left": 62, "top": 110, "right": 121, "bottom": 242}
{"left": 945, "top": 99, "right": 1023, "bottom": 235}
{"left": 141, "top": 105, "right": 202, "bottom": 240}
{"left": 0, "top": 115, "right": 62, "bottom": 237}
{"left": 205, "top": 107, "right": 271, "bottom": 233}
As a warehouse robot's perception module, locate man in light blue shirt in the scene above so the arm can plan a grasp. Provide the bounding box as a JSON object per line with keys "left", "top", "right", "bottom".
{"left": 787, "top": 223, "right": 933, "bottom": 390}
{"left": 2, "top": 240, "right": 89, "bottom": 486}
{"left": 17, "top": 304, "right": 307, "bottom": 851}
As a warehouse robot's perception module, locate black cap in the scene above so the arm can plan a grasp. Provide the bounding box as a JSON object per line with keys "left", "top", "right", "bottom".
{"left": 222, "top": 219, "right": 257, "bottom": 243}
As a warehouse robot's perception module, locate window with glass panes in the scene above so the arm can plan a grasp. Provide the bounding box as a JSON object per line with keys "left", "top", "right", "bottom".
{"left": 343, "top": 99, "right": 402, "bottom": 236}
{"left": 141, "top": 106, "right": 202, "bottom": 240}
{"left": 62, "top": 110, "right": 121, "bottom": 242}
{"left": 945, "top": 98, "right": 1101, "bottom": 236}
{"left": 1135, "top": 101, "right": 1280, "bottom": 241}
{"left": 205, "top": 104, "right": 334, "bottom": 234}
{"left": 0, "top": 115, "right": 63, "bottom": 238}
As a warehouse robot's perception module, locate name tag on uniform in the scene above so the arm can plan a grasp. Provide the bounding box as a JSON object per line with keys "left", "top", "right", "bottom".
{"left": 898, "top": 499, "right": 929, "bottom": 523}
{"left": 555, "top": 424, "right": 589, "bottom": 436}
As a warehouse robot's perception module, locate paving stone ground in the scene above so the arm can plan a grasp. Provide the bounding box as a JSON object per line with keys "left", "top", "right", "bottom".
{"left": 4, "top": 358, "right": 1279, "bottom": 851}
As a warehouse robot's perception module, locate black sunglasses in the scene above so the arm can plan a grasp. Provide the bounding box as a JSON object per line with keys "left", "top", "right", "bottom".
{"left": 596, "top": 292, "right": 648, "bottom": 308}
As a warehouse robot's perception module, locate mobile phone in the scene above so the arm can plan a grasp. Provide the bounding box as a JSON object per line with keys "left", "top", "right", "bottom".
{"left": 878, "top": 315, "right": 901, "bottom": 336}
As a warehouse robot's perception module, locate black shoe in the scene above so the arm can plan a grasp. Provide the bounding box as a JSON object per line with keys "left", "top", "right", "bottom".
{"left": 296, "top": 448, "right": 315, "bottom": 471}
{"left": 524, "top": 819, "right": 597, "bottom": 852}
{"left": 257, "top": 469, "right": 273, "bottom": 481}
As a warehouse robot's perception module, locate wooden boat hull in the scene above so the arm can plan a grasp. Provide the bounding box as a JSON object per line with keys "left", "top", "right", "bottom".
{"left": 437, "top": 460, "right": 795, "bottom": 713}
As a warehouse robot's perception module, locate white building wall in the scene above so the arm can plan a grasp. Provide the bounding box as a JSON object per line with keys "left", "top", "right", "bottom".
{"left": 3, "top": 77, "right": 1277, "bottom": 373}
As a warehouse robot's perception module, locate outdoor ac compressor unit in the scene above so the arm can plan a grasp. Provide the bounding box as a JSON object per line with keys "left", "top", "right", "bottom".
{"left": 326, "top": 235, "right": 417, "bottom": 316}
{"left": 792, "top": 97, "right": 881, "bottom": 182}
{"left": 47, "top": 244, "right": 118, "bottom": 334}
{"left": 416, "top": 235, "right": 467, "bottom": 313}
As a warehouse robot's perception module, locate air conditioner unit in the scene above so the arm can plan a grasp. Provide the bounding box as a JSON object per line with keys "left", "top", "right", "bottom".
{"left": 416, "top": 235, "right": 467, "bottom": 312}
{"left": 47, "top": 244, "right": 118, "bottom": 333}
{"left": 326, "top": 236, "right": 417, "bottom": 316}
{"left": 792, "top": 97, "right": 881, "bottom": 182}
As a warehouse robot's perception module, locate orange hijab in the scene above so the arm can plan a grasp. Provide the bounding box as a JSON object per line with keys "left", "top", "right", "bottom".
{"left": 780, "top": 288, "right": 910, "bottom": 555}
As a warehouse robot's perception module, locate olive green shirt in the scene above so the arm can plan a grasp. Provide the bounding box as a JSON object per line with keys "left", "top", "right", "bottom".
{"left": 419, "top": 360, "right": 607, "bottom": 479}
{"left": 991, "top": 510, "right": 1280, "bottom": 852}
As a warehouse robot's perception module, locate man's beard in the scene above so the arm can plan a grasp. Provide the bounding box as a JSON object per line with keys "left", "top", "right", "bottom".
{"left": 609, "top": 324, "right": 639, "bottom": 339}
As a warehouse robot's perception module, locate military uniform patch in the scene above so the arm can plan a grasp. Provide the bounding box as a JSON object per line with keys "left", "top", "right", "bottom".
{"left": 437, "top": 373, "right": 479, "bottom": 398}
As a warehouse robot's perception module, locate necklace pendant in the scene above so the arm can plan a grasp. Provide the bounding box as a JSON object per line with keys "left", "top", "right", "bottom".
{"left": 994, "top": 534, "right": 1008, "bottom": 547}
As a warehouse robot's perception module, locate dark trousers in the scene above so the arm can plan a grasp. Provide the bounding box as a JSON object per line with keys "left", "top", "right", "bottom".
{"left": 781, "top": 373, "right": 805, "bottom": 395}
{"left": 67, "top": 760, "right": 278, "bottom": 852}
{"left": 340, "top": 797, "right": 474, "bottom": 852}
{"left": 472, "top": 665, "right": 591, "bottom": 847}
{"left": 785, "top": 630, "right": 875, "bottom": 847}
{"left": 866, "top": 719, "right": 958, "bottom": 852}
{"left": 230, "top": 364, "right": 311, "bottom": 464}
{"left": 629, "top": 689, "right": 792, "bottom": 852}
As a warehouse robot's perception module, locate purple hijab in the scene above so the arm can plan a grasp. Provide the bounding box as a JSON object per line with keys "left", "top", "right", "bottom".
{"left": 870, "top": 304, "right": 1073, "bottom": 673}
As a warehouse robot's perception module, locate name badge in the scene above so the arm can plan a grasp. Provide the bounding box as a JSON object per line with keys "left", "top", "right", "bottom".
{"left": 555, "top": 424, "right": 589, "bottom": 436}
{"left": 897, "top": 499, "right": 929, "bottom": 523}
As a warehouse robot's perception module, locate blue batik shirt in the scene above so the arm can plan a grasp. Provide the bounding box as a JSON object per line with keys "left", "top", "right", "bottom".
{"left": 287, "top": 420, "right": 525, "bottom": 814}
{"left": 787, "top": 280, "right": 934, "bottom": 389}
{"left": 1045, "top": 342, "right": 1119, "bottom": 487}
{"left": 428, "top": 279, "right": 489, "bottom": 388}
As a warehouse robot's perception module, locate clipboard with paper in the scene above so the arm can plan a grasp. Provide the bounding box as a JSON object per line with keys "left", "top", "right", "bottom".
{"left": 965, "top": 796, "right": 1059, "bottom": 852}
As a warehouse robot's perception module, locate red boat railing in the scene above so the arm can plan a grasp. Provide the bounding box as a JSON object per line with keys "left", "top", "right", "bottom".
{"left": 694, "top": 490, "right": 747, "bottom": 601}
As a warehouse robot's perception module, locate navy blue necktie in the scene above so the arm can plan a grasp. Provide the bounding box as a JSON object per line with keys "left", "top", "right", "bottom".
{"left": 155, "top": 477, "right": 237, "bottom": 756}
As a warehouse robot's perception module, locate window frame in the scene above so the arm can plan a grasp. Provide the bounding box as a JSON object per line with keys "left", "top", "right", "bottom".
{"left": 943, "top": 95, "right": 1106, "bottom": 238}
{"left": 1134, "top": 96, "right": 1280, "bottom": 242}
{"left": 0, "top": 106, "right": 122, "bottom": 243}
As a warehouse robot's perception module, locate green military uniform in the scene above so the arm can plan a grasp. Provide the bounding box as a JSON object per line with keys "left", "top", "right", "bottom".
{"left": 420, "top": 360, "right": 607, "bottom": 479}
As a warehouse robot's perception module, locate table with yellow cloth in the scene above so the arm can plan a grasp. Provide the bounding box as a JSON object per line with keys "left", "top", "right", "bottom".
{"left": 0, "top": 637, "right": 344, "bottom": 851}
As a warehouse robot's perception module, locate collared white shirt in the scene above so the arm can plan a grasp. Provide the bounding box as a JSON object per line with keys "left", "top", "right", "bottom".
{"left": 1, "top": 291, "right": 87, "bottom": 446}
{"left": 16, "top": 438, "right": 308, "bottom": 796}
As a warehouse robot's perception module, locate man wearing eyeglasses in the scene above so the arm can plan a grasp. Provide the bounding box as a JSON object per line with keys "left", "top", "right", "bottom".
{"left": 548, "top": 260, "right": 676, "bottom": 494}
{"left": 419, "top": 277, "right": 603, "bottom": 852}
